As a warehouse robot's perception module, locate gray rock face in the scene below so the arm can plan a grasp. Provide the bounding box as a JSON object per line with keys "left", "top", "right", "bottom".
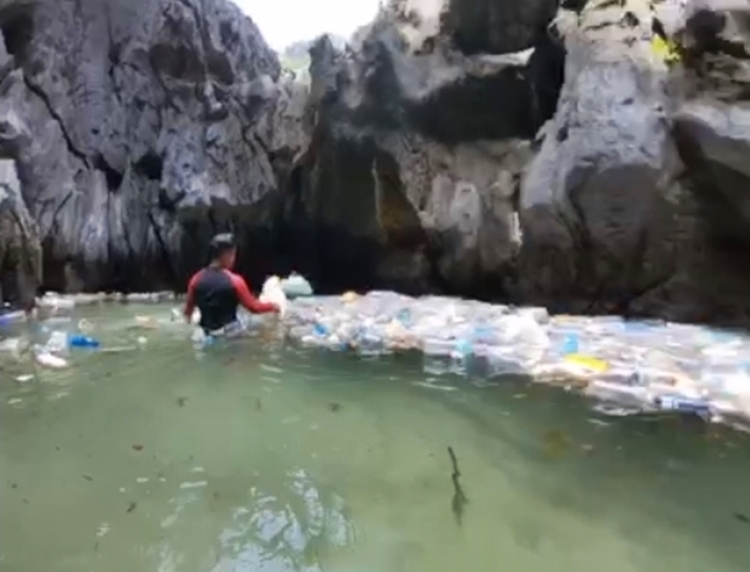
{"left": 4, "top": 0, "right": 750, "bottom": 327}
{"left": 0, "top": 158, "right": 40, "bottom": 308}
{"left": 279, "top": 3, "right": 564, "bottom": 295}
{"left": 517, "top": 24, "right": 687, "bottom": 317}
{"left": 0, "top": 0, "right": 293, "bottom": 295}
{"left": 515, "top": 0, "right": 750, "bottom": 325}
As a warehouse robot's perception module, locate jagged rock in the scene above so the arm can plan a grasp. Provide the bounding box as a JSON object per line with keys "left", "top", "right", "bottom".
{"left": 516, "top": 0, "right": 750, "bottom": 325}
{"left": 517, "top": 1, "right": 687, "bottom": 317}
{"left": 0, "top": 0, "right": 286, "bottom": 294}
{"left": 5, "top": 0, "right": 750, "bottom": 328}
{"left": 0, "top": 159, "right": 41, "bottom": 308}
{"left": 282, "top": 3, "right": 564, "bottom": 295}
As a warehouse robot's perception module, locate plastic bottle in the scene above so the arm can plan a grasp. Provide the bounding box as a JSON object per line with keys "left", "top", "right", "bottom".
{"left": 45, "top": 331, "right": 69, "bottom": 355}
{"left": 0, "top": 337, "right": 26, "bottom": 360}
{"left": 450, "top": 338, "right": 473, "bottom": 376}
{"left": 34, "top": 348, "right": 69, "bottom": 369}
{"left": 562, "top": 333, "right": 579, "bottom": 355}
{"left": 423, "top": 337, "right": 454, "bottom": 375}
{"left": 0, "top": 310, "right": 26, "bottom": 328}
{"left": 654, "top": 395, "right": 711, "bottom": 417}
{"left": 313, "top": 323, "right": 329, "bottom": 337}
{"left": 356, "top": 326, "right": 384, "bottom": 356}
{"left": 68, "top": 334, "right": 101, "bottom": 349}
{"left": 396, "top": 309, "right": 413, "bottom": 327}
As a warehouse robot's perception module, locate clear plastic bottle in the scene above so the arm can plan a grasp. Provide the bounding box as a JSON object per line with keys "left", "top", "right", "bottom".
{"left": 355, "top": 324, "right": 385, "bottom": 356}
{"left": 423, "top": 337, "right": 454, "bottom": 375}
{"left": 45, "top": 331, "right": 69, "bottom": 355}
{"left": 449, "top": 338, "right": 473, "bottom": 376}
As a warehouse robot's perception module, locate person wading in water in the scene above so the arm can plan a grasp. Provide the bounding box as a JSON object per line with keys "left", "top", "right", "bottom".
{"left": 183, "top": 233, "right": 279, "bottom": 334}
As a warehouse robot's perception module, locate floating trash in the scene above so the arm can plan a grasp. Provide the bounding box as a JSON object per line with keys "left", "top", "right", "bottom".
{"left": 282, "top": 292, "right": 750, "bottom": 429}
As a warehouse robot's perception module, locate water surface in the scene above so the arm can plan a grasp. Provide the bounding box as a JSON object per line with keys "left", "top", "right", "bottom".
{"left": 1, "top": 304, "right": 750, "bottom": 571}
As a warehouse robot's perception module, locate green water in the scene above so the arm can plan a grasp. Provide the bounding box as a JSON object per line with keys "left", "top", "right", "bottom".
{"left": 1, "top": 304, "right": 750, "bottom": 572}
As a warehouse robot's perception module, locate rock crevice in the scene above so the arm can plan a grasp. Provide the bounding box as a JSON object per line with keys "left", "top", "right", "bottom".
{"left": 3, "top": 0, "right": 750, "bottom": 327}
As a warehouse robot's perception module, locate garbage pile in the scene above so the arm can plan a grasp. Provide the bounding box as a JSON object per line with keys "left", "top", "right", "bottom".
{"left": 283, "top": 291, "right": 750, "bottom": 428}
{"left": 0, "top": 293, "right": 177, "bottom": 373}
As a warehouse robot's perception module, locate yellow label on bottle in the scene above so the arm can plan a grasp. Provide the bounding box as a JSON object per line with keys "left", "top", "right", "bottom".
{"left": 564, "top": 354, "right": 609, "bottom": 373}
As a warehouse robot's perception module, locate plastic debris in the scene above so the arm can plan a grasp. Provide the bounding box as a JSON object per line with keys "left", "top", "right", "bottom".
{"left": 564, "top": 354, "right": 609, "bottom": 373}
{"left": 0, "top": 310, "right": 26, "bottom": 328}
{"left": 37, "top": 293, "right": 75, "bottom": 319}
{"left": 35, "top": 350, "right": 69, "bottom": 369}
{"left": 282, "top": 291, "right": 750, "bottom": 428}
{"left": 45, "top": 331, "right": 69, "bottom": 355}
{"left": 280, "top": 272, "right": 313, "bottom": 298}
{"left": 44, "top": 331, "right": 100, "bottom": 352}
{"left": 68, "top": 334, "right": 100, "bottom": 349}
{"left": 650, "top": 34, "right": 681, "bottom": 64}
{"left": 341, "top": 291, "right": 359, "bottom": 303}
{"left": 259, "top": 276, "right": 289, "bottom": 317}
{"left": 134, "top": 315, "right": 159, "bottom": 329}
{"left": 0, "top": 337, "right": 27, "bottom": 360}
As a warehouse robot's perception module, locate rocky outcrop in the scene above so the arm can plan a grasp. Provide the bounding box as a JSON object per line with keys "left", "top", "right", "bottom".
{"left": 516, "top": 1, "right": 689, "bottom": 318}
{"left": 0, "top": 158, "right": 40, "bottom": 308}
{"left": 287, "top": 0, "right": 750, "bottom": 326}
{"left": 516, "top": 0, "right": 750, "bottom": 325}
{"left": 0, "top": 0, "right": 306, "bottom": 297}
{"left": 278, "top": 0, "right": 564, "bottom": 295}
{"left": 4, "top": 0, "right": 750, "bottom": 326}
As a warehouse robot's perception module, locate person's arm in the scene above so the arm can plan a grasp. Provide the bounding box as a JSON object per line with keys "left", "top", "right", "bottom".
{"left": 183, "top": 270, "right": 203, "bottom": 322}
{"left": 228, "top": 272, "right": 279, "bottom": 314}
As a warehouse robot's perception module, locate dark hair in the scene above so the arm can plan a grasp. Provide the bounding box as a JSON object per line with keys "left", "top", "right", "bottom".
{"left": 209, "top": 233, "right": 236, "bottom": 259}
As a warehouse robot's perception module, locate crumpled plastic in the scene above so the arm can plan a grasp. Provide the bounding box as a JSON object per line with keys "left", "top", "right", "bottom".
{"left": 283, "top": 291, "right": 750, "bottom": 429}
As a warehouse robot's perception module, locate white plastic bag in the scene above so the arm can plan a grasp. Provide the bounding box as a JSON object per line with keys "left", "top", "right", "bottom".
{"left": 35, "top": 350, "right": 69, "bottom": 369}
{"left": 259, "top": 276, "right": 288, "bottom": 317}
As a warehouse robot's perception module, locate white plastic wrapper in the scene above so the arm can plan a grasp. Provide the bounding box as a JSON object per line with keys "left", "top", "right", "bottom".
{"left": 259, "top": 276, "right": 289, "bottom": 317}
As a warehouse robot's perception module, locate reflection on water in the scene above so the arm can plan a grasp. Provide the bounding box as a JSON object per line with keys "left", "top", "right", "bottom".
{"left": 1, "top": 304, "right": 750, "bottom": 571}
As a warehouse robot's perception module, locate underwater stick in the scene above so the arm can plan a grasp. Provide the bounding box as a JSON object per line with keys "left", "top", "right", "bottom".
{"left": 448, "top": 446, "right": 468, "bottom": 526}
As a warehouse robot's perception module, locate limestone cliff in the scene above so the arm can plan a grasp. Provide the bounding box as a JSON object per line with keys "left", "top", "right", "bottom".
{"left": 0, "top": 0, "right": 306, "bottom": 297}
{"left": 290, "top": 0, "right": 750, "bottom": 325}
{"left": 3, "top": 0, "right": 750, "bottom": 327}
{"left": 279, "top": 0, "right": 564, "bottom": 295}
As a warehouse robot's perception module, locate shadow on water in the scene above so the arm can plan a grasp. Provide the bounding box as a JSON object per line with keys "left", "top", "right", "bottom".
{"left": 1, "top": 305, "right": 750, "bottom": 571}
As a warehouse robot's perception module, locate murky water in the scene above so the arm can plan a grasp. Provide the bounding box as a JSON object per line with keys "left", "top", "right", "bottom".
{"left": 1, "top": 304, "right": 750, "bottom": 572}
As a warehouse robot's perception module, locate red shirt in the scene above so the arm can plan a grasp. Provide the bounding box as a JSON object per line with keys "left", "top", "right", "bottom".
{"left": 184, "top": 267, "right": 277, "bottom": 331}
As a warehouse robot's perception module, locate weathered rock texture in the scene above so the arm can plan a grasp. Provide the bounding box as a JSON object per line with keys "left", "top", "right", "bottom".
{"left": 0, "top": 158, "right": 40, "bottom": 308}
{"left": 4, "top": 0, "right": 750, "bottom": 326}
{"left": 289, "top": 0, "right": 750, "bottom": 325}
{"left": 516, "top": 0, "right": 750, "bottom": 325}
{"left": 0, "top": 0, "right": 307, "bottom": 298}
{"left": 279, "top": 0, "right": 564, "bottom": 295}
